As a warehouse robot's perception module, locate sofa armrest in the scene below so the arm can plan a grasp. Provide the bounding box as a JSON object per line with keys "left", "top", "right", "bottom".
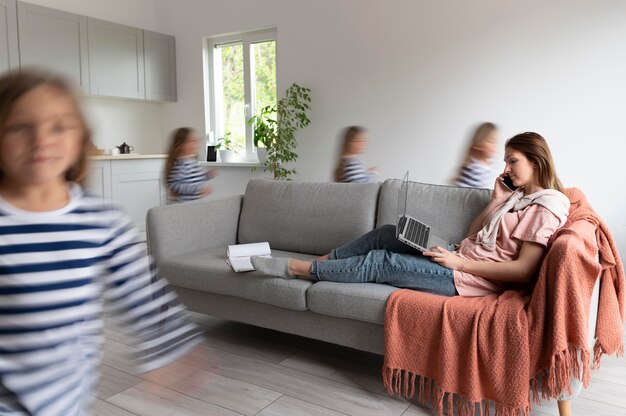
{"left": 146, "top": 196, "right": 243, "bottom": 264}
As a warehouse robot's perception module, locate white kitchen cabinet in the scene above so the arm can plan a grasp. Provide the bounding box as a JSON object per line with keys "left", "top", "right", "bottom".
{"left": 17, "top": 2, "right": 89, "bottom": 93}
{"left": 5, "top": 2, "right": 177, "bottom": 102}
{"left": 88, "top": 18, "right": 145, "bottom": 99}
{"left": 144, "top": 30, "right": 176, "bottom": 102}
{"left": 0, "top": 0, "right": 19, "bottom": 73}
{"left": 85, "top": 157, "right": 166, "bottom": 241}
{"left": 85, "top": 160, "right": 112, "bottom": 203}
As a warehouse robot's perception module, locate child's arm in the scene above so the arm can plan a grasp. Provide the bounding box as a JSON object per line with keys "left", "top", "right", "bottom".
{"left": 206, "top": 167, "right": 219, "bottom": 180}
{"left": 102, "top": 210, "right": 203, "bottom": 373}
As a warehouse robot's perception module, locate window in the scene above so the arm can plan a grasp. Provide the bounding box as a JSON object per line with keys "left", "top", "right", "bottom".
{"left": 204, "top": 28, "right": 276, "bottom": 162}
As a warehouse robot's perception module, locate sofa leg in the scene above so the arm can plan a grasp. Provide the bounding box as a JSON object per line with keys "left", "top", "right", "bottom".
{"left": 557, "top": 399, "right": 571, "bottom": 416}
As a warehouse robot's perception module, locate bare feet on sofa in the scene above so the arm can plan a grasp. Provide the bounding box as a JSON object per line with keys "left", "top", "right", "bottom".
{"left": 250, "top": 257, "right": 312, "bottom": 279}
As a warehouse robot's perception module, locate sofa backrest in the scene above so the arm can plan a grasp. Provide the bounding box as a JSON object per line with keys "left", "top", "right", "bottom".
{"left": 238, "top": 179, "right": 381, "bottom": 255}
{"left": 376, "top": 179, "right": 492, "bottom": 244}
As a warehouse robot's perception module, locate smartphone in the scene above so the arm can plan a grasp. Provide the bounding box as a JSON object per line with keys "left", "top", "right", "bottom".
{"left": 502, "top": 175, "right": 518, "bottom": 191}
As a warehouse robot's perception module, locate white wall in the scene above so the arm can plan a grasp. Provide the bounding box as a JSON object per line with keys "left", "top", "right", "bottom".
{"left": 154, "top": 0, "right": 626, "bottom": 255}
{"left": 23, "top": 0, "right": 166, "bottom": 154}
{"left": 80, "top": 97, "right": 163, "bottom": 154}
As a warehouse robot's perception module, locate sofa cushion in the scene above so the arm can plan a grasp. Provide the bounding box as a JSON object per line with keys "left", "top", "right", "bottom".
{"left": 238, "top": 180, "right": 381, "bottom": 255}
{"left": 376, "top": 179, "right": 492, "bottom": 244}
{"left": 158, "top": 247, "right": 316, "bottom": 311}
{"left": 307, "top": 281, "right": 398, "bottom": 325}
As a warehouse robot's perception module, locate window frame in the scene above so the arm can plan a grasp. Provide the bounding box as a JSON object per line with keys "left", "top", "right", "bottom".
{"left": 204, "top": 28, "right": 277, "bottom": 162}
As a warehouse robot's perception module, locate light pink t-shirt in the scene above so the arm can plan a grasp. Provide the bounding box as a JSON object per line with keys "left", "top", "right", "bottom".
{"left": 453, "top": 204, "right": 561, "bottom": 297}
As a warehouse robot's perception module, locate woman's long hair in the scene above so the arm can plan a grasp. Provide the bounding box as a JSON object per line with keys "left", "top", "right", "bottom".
{"left": 505, "top": 132, "right": 564, "bottom": 192}
{"left": 334, "top": 126, "right": 366, "bottom": 182}
{"left": 0, "top": 69, "right": 91, "bottom": 184}
{"left": 164, "top": 127, "right": 193, "bottom": 184}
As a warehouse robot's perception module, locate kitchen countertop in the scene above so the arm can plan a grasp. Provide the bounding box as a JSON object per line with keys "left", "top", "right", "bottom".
{"left": 90, "top": 154, "right": 168, "bottom": 160}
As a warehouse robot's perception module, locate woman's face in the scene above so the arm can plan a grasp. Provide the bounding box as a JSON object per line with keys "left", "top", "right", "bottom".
{"left": 0, "top": 85, "right": 84, "bottom": 186}
{"left": 181, "top": 132, "right": 200, "bottom": 156}
{"left": 503, "top": 148, "right": 536, "bottom": 189}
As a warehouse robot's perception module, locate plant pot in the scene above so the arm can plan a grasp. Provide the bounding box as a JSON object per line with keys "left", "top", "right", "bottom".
{"left": 206, "top": 146, "right": 217, "bottom": 162}
{"left": 219, "top": 149, "right": 235, "bottom": 163}
{"left": 256, "top": 147, "right": 268, "bottom": 163}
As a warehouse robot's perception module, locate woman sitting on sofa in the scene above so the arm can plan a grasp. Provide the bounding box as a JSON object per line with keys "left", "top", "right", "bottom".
{"left": 252, "top": 132, "right": 571, "bottom": 297}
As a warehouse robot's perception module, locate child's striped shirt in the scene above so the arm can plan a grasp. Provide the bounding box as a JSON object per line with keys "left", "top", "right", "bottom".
{"left": 167, "top": 158, "right": 212, "bottom": 203}
{"left": 0, "top": 184, "right": 202, "bottom": 415}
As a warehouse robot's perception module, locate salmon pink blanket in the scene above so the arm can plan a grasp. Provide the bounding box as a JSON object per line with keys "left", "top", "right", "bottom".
{"left": 383, "top": 188, "right": 624, "bottom": 415}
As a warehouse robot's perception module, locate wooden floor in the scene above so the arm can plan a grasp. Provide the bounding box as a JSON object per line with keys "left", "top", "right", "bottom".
{"left": 95, "top": 312, "right": 626, "bottom": 416}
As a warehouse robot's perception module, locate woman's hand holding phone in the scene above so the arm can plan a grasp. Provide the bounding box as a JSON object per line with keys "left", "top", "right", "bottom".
{"left": 493, "top": 174, "right": 514, "bottom": 202}
{"left": 501, "top": 174, "right": 517, "bottom": 191}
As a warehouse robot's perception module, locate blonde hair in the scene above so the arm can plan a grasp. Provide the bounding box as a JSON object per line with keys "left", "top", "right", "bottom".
{"left": 0, "top": 70, "right": 91, "bottom": 184}
{"left": 461, "top": 122, "right": 497, "bottom": 164}
{"left": 334, "top": 126, "right": 366, "bottom": 182}
{"left": 454, "top": 122, "right": 497, "bottom": 183}
{"left": 505, "top": 132, "right": 564, "bottom": 192}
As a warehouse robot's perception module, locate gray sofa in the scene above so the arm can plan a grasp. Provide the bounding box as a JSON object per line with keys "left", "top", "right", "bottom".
{"left": 146, "top": 178, "right": 599, "bottom": 407}
{"left": 147, "top": 178, "right": 501, "bottom": 354}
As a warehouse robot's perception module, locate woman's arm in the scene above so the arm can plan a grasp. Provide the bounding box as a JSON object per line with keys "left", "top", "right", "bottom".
{"left": 425, "top": 241, "right": 546, "bottom": 283}
{"left": 467, "top": 198, "right": 502, "bottom": 236}
{"left": 466, "top": 176, "right": 513, "bottom": 236}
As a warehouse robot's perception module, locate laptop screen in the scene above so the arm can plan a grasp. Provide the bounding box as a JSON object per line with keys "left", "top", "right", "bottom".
{"left": 396, "top": 171, "right": 409, "bottom": 220}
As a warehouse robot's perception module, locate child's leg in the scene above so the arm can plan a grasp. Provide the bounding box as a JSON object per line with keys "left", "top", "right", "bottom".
{"left": 312, "top": 249, "right": 457, "bottom": 296}
{"left": 331, "top": 224, "right": 420, "bottom": 260}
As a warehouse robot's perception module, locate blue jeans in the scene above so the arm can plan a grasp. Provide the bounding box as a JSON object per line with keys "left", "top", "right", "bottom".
{"left": 311, "top": 224, "right": 458, "bottom": 296}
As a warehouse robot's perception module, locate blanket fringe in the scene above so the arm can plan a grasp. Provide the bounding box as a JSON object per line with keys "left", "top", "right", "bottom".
{"left": 383, "top": 367, "right": 530, "bottom": 416}
{"left": 530, "top": 344, "right": 592, "bottom": 404}
{"left": 592, "top": 339, "right": 625, "bottom": 369}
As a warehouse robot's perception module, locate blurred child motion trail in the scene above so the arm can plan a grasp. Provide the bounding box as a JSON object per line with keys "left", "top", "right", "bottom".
{"left": 0, "top": 70, "right": 203, "bottom": 415}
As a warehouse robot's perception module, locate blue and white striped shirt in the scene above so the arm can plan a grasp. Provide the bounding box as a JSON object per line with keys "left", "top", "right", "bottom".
{"left": 338, "top": 156, "right": 377, "bottom": 183}
{"left": 455, "top": 158, "right": 494, "bottom": 189}
{"left": 0, "top": 184, "right": 202, "bottom": 415}
{"left": 167, "top": 158, "right": 212, "bottom": 203}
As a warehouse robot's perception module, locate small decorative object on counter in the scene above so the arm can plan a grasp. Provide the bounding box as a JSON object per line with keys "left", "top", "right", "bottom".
{"left": 117, "top": 142, "right": 135, "bottom": 154}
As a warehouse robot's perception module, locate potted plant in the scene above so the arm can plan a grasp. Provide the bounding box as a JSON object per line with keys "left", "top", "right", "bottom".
{"left": 215, "top": 132, "right": 239, "bottom": 163}
{"left": 249, "top": 105, "right": 277, "bottom": 163}
{"left": 250, "top": 83, "right": 311, "bottom": 180}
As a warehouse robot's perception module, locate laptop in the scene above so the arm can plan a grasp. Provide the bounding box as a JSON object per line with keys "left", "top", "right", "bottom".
{"left": 396, "top": 172, "right": 450, "bottom": 252}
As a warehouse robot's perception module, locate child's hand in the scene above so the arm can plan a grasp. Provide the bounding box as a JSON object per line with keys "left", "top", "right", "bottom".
{"left": 207, "top": 168, "right": 219, "bottom": 178}
{"left": 201, "top": 185, "right": 212, "bottom": 196}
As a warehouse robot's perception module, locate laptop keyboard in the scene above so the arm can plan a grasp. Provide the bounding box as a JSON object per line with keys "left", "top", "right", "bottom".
{"left": 405, "top": 217, "right": 430, "bottom": 248}
{"left": 398, "top": 216, "right": 407, "bottom": 232}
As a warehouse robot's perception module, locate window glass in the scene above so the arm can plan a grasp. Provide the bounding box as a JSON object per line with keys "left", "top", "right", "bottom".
{"left": 215, "top": 43, "right": 245, "bottom": 150}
